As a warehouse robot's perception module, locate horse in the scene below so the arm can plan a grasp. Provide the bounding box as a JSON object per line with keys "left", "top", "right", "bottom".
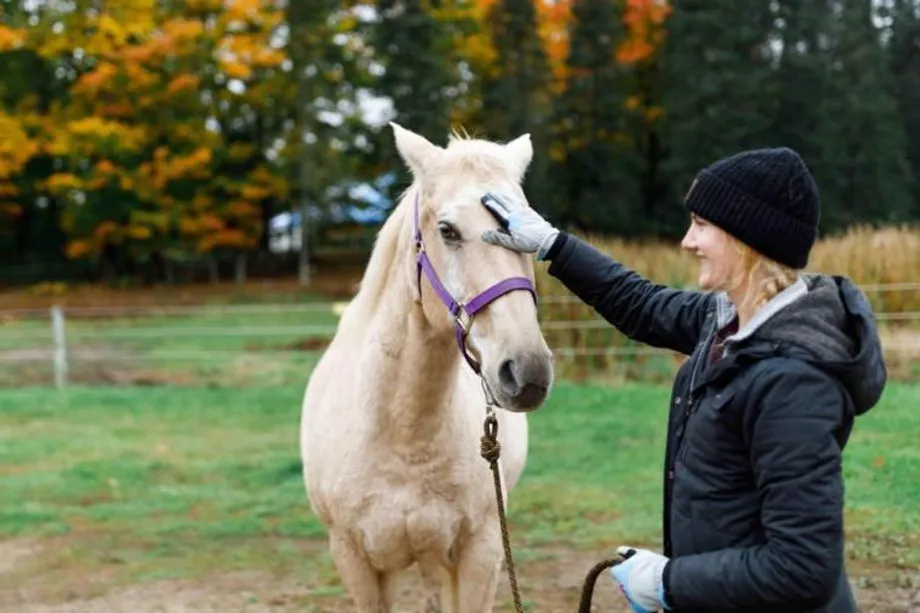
{"left": 300, "top": 122, "right": 555, "bottom": 612}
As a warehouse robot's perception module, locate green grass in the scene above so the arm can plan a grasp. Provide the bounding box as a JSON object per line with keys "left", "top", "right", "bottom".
{"left": 1, "top": 380, "right": 918, "bottom": 598}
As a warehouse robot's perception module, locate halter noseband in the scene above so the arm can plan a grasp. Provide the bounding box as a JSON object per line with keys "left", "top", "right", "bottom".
{"left": 412, "top": 190, "right": 537, "bottom": 374}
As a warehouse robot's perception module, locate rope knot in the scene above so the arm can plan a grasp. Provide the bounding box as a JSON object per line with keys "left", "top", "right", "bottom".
{"left": 480, "top": 433, "right": 501, "bottom": 463}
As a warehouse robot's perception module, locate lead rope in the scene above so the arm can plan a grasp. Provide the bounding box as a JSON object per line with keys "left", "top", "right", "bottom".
{"left": 477, "top": 377, "right": 621, "bottom": 613}
{"left": 477, "top": 378, "right": 524, "bottom": 613}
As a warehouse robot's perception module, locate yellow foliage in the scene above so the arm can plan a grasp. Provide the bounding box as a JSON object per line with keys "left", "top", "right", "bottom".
{"left": 9, "top": 0, "right": 290, "bottom": 261}
{"left": 130, "top": 211, "right": 171, "bottom": 233}
{"left": 240, "top": 184, "right": 272, "bottom": 201}
{"left": 161, "top": 18, "right": 206, "bottom": 43}
{"left": 226, "top": 0, "right": 262, "bottom": 22}
{"left": 45, "top": 173, "right": 84, "bottom": 194}
{"left": 222, "top": 60, "right": 253, "bottom": 80}
{"left": 67, "top": 117, "right": 148, "bottom": 152}
{"left": 0, "top": 112, "right": 40, "bottom": 180}
{"left": 179, "top": 218, "right": 200, "bottom": 234}
{"left": 126, "top": 224, "right": 153, "bottom": 240}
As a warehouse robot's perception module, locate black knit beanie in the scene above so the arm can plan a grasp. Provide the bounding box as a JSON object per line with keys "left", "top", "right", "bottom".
{"left": 682, "top": 147, "right": 820, "bottom": 269}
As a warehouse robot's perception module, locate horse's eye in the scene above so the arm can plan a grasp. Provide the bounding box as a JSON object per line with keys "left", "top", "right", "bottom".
{"left": 438, "top": 222, "right": 462, "bottom": 243}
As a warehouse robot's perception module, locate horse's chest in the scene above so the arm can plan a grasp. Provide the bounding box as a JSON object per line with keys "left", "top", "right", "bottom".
{"left": 353, "top": 456, "right": 483, "bottom": 570}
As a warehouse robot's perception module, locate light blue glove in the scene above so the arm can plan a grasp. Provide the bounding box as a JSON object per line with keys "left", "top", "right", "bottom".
{"left": 480, "top": 192, "right": 559, "bottom": 260}
{"left": 611, "top": 546, "right": 672, "bottom": 613}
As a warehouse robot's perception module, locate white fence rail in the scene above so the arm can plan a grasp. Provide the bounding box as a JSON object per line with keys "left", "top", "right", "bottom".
{"left": 3, "top": 282, "right": 920, "bottom": 388}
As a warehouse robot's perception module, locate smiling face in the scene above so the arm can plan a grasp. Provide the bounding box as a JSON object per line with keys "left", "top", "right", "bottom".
{"left": 391, "top": 123, "right": 553, "bottom": 412}
{"left": 680, "top": 213, "right": 746, "bottom": 292}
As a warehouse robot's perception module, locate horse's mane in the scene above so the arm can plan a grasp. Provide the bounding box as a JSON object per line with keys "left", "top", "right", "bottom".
{"left": 349, "top": 184, "right": 415, "bottom": 314}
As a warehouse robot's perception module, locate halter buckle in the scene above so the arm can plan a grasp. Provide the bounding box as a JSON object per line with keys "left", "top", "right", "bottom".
{"left": 454, "top": 304, "right": 472, "bottom": 334}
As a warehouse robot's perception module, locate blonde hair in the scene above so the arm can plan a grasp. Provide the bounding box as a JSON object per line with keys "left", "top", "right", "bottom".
{"left": 729, "top": 237, "right": 801, "bottom": 317}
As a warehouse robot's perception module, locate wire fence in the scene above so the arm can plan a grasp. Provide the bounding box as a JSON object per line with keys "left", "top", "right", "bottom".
{"left": 2, "top": 282, "right": 919, "bottom": 388}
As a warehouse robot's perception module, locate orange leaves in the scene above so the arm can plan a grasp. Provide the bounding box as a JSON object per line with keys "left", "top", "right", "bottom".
{"left": 226, "top": 0, "right": 263, "bottom": 22}
{"left": 536, "top": 0, "right": 572, "bottom": 85}
{"left": 65, "top": 241, "right": 93, "bottom": 260}
{"left": 166, "top": 74, "right": 200, "bottom": 95}
{"left": 0, "top": 25, "right": 26, "bottom": 52}
{"left": 73, "top": 62, "right": 119, "bottom": 96}
{"left": 5, "top": 0, "right": 293, "bottom": 263}
{"left": 617, "top": 0, "right": 671, "bottom": 64}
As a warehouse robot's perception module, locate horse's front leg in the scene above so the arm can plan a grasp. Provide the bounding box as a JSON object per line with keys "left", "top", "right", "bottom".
{"left": 454, "top": 519, "right": 505, "bottom": 613}
{"left": 328, "top": 529, "right": 391, "bottom": 613}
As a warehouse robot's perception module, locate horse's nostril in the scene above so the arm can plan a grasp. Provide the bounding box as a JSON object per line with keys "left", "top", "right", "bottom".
{"left": 498, "top": 359, "right": 518, "bottom": 392}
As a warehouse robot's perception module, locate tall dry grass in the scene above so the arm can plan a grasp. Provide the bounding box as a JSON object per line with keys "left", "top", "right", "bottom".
{"left": 534, "top": 225, "right": 920, "bottom": 382}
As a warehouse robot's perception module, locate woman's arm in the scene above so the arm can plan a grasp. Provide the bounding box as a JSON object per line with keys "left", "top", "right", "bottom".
{"left": 663, "top": 362, "right": 848, "bottom": 610}
{"left": 545, "top": 232, "right": 714, "bottom": 356}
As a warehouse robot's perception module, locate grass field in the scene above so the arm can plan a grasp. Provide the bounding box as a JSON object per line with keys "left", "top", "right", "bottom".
{"left": 2, "top": 380, "right": 919, "bottom": 612}
{"left": 2, "top": 225, "right": 920, "bottom": 610}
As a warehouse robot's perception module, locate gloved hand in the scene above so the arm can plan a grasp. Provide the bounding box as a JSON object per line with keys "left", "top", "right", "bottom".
{"left": 610, "top": 546, "right": 672, "bottom": 612}
{"left": 480, "top": 192, "right": 559, "bottom": 260}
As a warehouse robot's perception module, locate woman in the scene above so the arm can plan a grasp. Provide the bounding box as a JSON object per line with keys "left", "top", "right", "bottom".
{"left": 480, "top": 147, "right": 887, "bottom": 613}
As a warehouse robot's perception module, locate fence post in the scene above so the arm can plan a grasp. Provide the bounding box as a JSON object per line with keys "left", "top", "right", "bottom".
{"left": 51, "top": 305, "right": 67, "bottom": 389}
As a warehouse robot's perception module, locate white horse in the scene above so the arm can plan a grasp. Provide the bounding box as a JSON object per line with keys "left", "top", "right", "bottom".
{"left": 300, "top": 122, "right": 554, "bottom": 612}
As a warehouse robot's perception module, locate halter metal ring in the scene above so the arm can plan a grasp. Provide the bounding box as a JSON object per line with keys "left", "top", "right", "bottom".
{"left": 454, "top": 303, "right": 472, "bottom": 334}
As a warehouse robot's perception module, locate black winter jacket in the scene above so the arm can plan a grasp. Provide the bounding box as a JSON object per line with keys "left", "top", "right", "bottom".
{"left": 544, "top": 232, "right": 887, "bottom": 613}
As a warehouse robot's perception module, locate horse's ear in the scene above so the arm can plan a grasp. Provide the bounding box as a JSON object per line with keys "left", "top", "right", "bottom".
{"left": 504, "top": 133, "right": 533, "bottom": 183}
{"left": 390, "top": 121, "right": 443, "bottom": 178}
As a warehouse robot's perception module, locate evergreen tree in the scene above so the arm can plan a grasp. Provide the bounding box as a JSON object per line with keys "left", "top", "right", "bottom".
{"left": 480, "top": 0, "right": 553, "bottom": 198}
{"left": 817, "top": 0, "right": 914, "bottom": 229}
{"left": 658, "top": 0, "right": 775, "bottom": 234}
{"left": 373, "top": 0, "right": 453, "bottom": 144}
{"left": 548, "top": 0, "right": 643, "bottom": 235}
{"left": 769, "top": 0, "right": 835, "bottom": 168}
{"left": 888, "top": 0, "right": 920, "bottom": 219}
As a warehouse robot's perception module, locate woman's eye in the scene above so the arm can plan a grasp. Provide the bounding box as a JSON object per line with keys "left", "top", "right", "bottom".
{"left": 438, "top": 223, "right": 462, "bottom": 242}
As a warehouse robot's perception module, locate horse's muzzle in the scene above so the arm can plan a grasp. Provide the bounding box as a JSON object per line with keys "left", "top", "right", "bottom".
{"left": 497, "top": 353, "right": 552, "bottom": 411}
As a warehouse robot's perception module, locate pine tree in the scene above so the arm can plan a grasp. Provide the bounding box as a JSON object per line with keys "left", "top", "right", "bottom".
{"left": 770, "top": 0, "right": 834, "bottom": 167}
{"left": 373, "top": 0, "right": 453, "bottom": 144}
{"left": 658, "top": 0, "right": 775, "bottom": 229}
{"left": 817, "top": 0, "right": 914, "bottom": 229}
{"left": 888, "top": 0, "right": 920, "bottom": 219}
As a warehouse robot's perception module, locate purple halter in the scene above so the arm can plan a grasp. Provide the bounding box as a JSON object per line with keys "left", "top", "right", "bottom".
{"left": 412, "top": 190, "right": 537, "bottom": 374}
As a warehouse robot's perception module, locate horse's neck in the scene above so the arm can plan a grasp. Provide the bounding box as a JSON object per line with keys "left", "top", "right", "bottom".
{"left": 354, "top": 198, "right": 467, "bottom": 443}
{"left": 368, "top": 295, "right": 466, "bottom": 444}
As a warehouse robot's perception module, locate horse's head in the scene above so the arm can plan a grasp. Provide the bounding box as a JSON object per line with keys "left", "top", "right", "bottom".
{"left": 391, "top": 122, "right": 553, "bottom": 413}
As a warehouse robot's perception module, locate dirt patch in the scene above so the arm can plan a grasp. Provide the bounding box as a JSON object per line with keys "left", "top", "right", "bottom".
{"left": 245, "top": 337, "right": 331, "bottom": 352}
{"left": 2, "top": 538, "right": 918, "bottom": 613}
{"left": 0, "top": 345, "right": 194, "bottom": 388}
